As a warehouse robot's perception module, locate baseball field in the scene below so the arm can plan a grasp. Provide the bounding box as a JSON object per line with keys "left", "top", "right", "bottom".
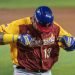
{"left": 0, "top": 0, "right": 75, "bottom": 75}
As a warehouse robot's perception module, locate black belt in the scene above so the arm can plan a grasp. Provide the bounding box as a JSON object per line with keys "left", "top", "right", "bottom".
{"left": 16, "top": 66, "right": 47, "bottom": 73}
{"left": 16, "top": 66, "right": 25, "bottom": 69}
{"left": 33, "top": 70, "right": 47, "bottom": 73}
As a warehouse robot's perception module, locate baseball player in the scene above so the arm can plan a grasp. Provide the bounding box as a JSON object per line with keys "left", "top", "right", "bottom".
{"left": 0, "top": 6, "right": 74, "bottom": 75}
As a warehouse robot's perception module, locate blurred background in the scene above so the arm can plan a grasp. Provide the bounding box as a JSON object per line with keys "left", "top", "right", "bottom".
{"left": 0, "top": 0, "right": 75, "bottom": 75}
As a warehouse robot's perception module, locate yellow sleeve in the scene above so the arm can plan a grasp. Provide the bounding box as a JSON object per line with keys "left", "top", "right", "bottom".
{"left": 0, "top": 17, "right": 32, "bottom": 34}
{"left": 54, "top": 22, "right": 72, "bottom": 36}
{"left": 0, "top": 17, "right": 32, "bottom": 44}
{"left": 54, "top": 22, "right": 72, "bottom": 47}
{"left": 0, "top": 19, "right": 25, "bottom": 34}
{"left": 3, "top": 34, "right": 18, "bottom": 44}
{"left": 0, "top": 33, "right": 18, "bottom": 44}
{"left": 0, "top": 19, "right": 24, "bottom": 44}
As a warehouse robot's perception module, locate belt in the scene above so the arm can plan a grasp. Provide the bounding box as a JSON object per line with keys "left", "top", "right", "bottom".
{"left": 33, "top": 70, "right": 47, "bottom": 73}
{"left": 16, "top": 66, "right": 47, "bottom": 73}
{"left": 16, "top": 66, "right": 25, "bottom": 69}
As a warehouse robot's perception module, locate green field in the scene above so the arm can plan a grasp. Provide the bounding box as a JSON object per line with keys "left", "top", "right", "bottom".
{"left": 0, "top": 0, "right": 75, "bottom": 8}
{"left": 0, "top": 45, "right": 75, "bottom": 75}
{"left": 0, "top": 0, "right": 75, "bottom": 75}
{"left": 0, "top": 45, "right": 13, "bottom": 75}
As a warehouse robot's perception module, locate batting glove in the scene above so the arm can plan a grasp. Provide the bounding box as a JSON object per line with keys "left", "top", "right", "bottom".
{"left": 18, "top": 34, "right": 32, "bottom": 46}
{"left": 59, "top": 35, "right": 75, "bottom": 51}
{"left": 18, "top": 34, "right": 43, "bottom": 47}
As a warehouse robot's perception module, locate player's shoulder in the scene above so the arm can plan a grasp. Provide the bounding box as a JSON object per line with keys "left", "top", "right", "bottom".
{"left": 53, "top": 21, "right": 60, "bottom": 27}
{"left": 53, "top": 21, "right": 60, "bottom": 29}
{"left": 52, "top": 21, "right": 61, "bottom": 33}
{"left": 9, "top": 17, "right": 32, "bottom": 26}
{"left": 53, "top": 21, "right": 63, "bottom": 30}
{"left": 24, "top": 17, "right": 32, "bottom": 25}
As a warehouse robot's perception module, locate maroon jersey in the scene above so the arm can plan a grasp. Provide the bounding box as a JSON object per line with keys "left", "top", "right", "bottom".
{"left": 17, "top": 23, "right": 60, "bottom": 71}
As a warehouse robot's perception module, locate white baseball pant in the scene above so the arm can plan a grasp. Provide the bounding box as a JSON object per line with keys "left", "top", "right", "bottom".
{"left": 13, "top": 65, "right": 52, "bottom": 75}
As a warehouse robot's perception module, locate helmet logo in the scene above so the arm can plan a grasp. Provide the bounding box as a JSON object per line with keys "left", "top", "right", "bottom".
{"left": 46, "top": 14, "right": 52, "bottom": 18}
{"left": 37, "top": 10, "right": 41, "bottom": 14}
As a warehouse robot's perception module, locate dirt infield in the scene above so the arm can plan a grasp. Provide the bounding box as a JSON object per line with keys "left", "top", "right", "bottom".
{"left": 0, "top": 8, "right": 75, "bottom": 35}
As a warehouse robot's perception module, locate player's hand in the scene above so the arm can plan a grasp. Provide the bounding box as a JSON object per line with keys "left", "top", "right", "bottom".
{"left": 18, "top": 34, "right": 32, "bottom": 46}
{"left": 59, "top": 35, "right": 75, "bottom": 51}
{"left": 59, "top": 36, "right": 74, "bottom": 47}
{"left": 17, "top": 34, "right": 43, "bottom": 47}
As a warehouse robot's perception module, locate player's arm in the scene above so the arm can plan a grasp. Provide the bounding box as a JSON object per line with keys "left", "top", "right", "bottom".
{"left": 54, "top": 22, "right": 75, "bottom": 51}
{"left": 0, "top": 32, "right": 18, "bottom": 44}
{"left": 0, "top": 18, "right": 41, "bottom": 46}
{"left": 0, "top": 33, "right": 42, "bottom": 47}
{"left": 0, "top": 18, "right": 30, "bottom": 44}
{"left": 0, "top": 32, "right": 32, "bottom": 45}
{"left": 57, "top": 23, "right": 75, "bottom": 51}
{"left": 59, "top": 35, "right": 75, "bottom": 51}
{"left": 55, "top": 22, "right": 72, "bottom": 37}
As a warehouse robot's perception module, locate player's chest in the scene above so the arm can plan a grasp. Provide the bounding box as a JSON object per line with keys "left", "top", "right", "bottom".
{"left": 40, "top": 32, "right": 55, "bottom": 45}
{"left": 19, "top": 25, "right": 57, "bottom": 45}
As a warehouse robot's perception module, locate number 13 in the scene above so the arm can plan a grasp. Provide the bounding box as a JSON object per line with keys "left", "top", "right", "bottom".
{"left": 44, "top": 48, "right": 52, "bottom": 59}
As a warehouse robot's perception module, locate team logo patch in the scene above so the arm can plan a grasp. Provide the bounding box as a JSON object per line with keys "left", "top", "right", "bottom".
{"left": 43, "top": 34, "right": 55, "bottom": 45}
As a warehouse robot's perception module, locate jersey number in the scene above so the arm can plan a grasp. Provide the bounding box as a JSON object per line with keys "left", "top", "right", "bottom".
{"left": 44, "top": 48, "right": 52, "bottom": 59}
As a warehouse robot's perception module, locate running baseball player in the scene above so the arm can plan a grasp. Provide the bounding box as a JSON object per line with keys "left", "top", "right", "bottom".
{"left": 0, "top": 6, "right": 74, "bottom": 75}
